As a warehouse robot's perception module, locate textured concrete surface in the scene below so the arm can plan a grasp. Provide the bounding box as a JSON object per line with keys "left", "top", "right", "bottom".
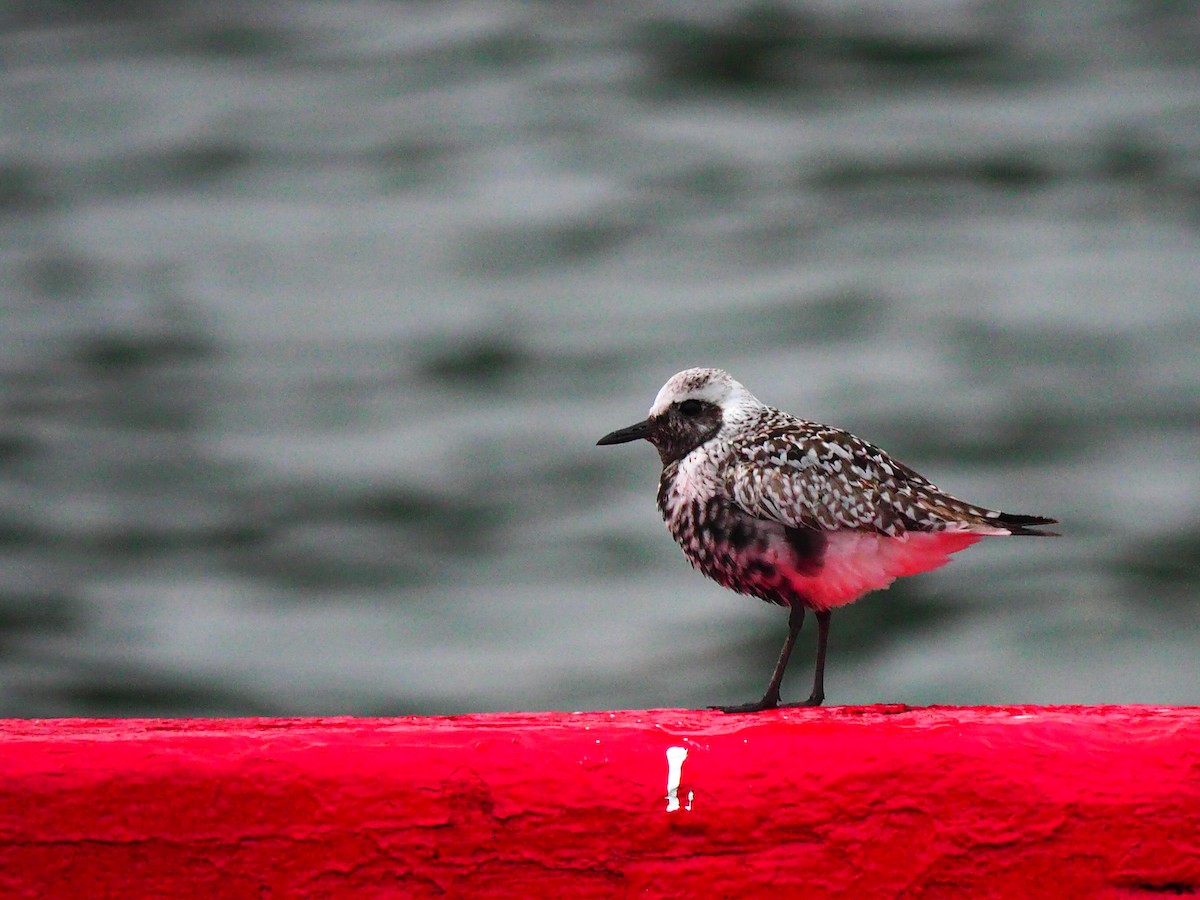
{"left": 2, "top": 706, "right": 1198, "bottom": 898}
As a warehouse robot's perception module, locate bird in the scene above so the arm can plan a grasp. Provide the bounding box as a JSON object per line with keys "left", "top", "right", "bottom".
{"left": 597, "top": 367, "right": 1057, "bottom": 712}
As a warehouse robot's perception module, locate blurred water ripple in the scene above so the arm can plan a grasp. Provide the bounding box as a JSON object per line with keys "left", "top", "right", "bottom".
{"left": 1, "top": 0, "right": 1198, "bottom": 715}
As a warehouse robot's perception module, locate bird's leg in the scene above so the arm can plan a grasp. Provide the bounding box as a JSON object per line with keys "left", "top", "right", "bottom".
{"left": 711, "top": 603, "right": 805, "bottom": 714}
{"left": 782, "top": 609, "right": 830, "bottom": 708}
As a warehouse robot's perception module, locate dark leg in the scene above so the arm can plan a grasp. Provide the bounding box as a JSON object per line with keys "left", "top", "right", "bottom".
{"left": 711, "top": 604, "right": 805, "bottom": 713}
{"left": 782, "top": 609, "right": 830, "bottom": 708}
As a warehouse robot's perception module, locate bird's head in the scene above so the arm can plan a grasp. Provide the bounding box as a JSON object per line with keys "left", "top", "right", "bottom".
{"left": 597, "top": 367, "right": 761, "bottom": 464}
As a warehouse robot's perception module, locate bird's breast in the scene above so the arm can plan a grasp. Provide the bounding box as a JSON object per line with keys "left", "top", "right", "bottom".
{"left": 658, "top": 464, "right": 807, "bottom": 606}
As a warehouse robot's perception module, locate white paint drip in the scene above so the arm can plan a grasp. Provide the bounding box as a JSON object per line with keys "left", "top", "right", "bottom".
{"left": 665, "top": 746, "right": 693, "bottom": 812}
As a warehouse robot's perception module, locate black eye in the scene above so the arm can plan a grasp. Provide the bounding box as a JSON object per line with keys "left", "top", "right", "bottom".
{"left": 679, "top": 399, "right": 703, "bottom": 417}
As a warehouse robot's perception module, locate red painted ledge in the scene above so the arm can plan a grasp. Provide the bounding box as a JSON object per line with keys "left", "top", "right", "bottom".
{"left": 1, "top": 706, "right": 1199, "bottom": 899}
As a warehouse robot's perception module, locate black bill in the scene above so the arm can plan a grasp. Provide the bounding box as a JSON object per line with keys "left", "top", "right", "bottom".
{"left": 597, "top": 419, "right": 652, "bottom": 445}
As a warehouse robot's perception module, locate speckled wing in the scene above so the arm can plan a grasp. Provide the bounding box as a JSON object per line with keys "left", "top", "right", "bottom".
{"left": 724, "top": 420, "right": 1012, "bottom": 536}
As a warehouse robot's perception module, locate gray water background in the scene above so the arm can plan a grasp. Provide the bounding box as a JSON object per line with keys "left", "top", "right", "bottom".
{"left": 1, "top": 0, "right": 1198, "bottom": 716}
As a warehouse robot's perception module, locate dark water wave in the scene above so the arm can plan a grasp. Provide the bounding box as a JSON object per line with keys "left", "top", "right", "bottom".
{"left": 1, "top": 0, "right": 1198, "bottom": 714}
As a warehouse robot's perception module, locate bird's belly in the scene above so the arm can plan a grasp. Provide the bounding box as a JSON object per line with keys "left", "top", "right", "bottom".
{"left": 790, "top": 530, "right": 982, "bottom": 610}
{"left": 663, "top": 478, "right": 984, "bottom": 609}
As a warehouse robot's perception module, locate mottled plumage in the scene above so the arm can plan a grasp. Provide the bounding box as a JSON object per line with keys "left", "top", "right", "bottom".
{"left": 598, "top": 367, "right": 1057, "bottom": 711}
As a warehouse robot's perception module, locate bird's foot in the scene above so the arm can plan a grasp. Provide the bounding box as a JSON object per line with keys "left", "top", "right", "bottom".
{"left": 709, "top": 694, "right": 780, "bottom": 714}
{"left": 780, "top": 693, "right": 824, "bottom": 709}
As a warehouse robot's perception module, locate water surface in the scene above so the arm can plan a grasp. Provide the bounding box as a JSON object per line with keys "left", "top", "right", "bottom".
{"left": 1, "top": 0, "right": 1198, "bottom": 715}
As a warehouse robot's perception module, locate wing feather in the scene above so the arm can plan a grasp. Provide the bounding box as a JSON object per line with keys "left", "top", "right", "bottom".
{"left": 724, "top": 422, "right": 1018, "bottom": 536}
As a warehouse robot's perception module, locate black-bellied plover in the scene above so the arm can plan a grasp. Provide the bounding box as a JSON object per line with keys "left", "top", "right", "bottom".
{"left": 598, "top": 367, "right": 1057, "bottom": 712}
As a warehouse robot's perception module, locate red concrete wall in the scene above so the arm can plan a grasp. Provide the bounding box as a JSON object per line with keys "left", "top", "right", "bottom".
{"left": 1, "top": 706, "right": 1198, "bottom": 898}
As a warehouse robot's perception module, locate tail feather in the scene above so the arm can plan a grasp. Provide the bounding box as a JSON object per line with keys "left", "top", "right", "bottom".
{"left": 991, "top": 512, "right": 1059, "bottom": 536}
